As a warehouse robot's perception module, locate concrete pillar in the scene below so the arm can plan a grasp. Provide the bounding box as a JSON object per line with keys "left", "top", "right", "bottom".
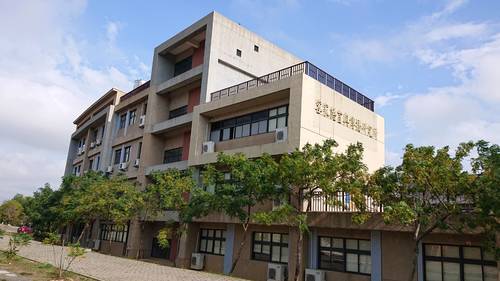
{"left": 223, "top": 224, "right": 235, "bottom": 274}
{"left": 308, "top": 228, "right": 318, "bottom": 269}
{"left": 371, "top": 231, "right": 382, "bottom": 281}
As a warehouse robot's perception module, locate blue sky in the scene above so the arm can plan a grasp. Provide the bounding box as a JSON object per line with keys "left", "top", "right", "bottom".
{"left": 1, "top": 0, "right": 500, "bottom": 201}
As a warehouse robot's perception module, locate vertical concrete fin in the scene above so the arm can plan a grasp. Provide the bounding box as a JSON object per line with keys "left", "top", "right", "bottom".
{"left": 417, "top": 241, "right": 424, "bottom": 281}
{"left": 308, "top": 229, "right": 318, "bottom": 269}
{"left": 371, "top": 231, "right": 382, "bottom": 281}
{"left": 223, "top": 224, "right": 235, "bottom": 274}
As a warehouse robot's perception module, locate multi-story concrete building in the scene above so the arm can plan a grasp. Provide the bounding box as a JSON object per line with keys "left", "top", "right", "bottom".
{"left": 64, "top": 12, "right": 497, "bottom": 281}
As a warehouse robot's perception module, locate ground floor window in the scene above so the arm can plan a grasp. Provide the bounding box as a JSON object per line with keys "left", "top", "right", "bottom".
{"left": 423, "top": 244, "right": 497, "bottom": 281}
{"left": 318, "top": 237, "right": 371, "bottom": 275}
{"left": 99, "top": 223, "right": 128, "bottom": 243}
{"left": 199, "top": 228, "right": 225, "bottom": 255}
{"left": 252, "top": 232, "right": 289, "bottom": 263}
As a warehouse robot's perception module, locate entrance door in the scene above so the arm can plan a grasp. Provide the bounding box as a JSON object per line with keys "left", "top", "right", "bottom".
{"left": 151, "top": 237, "right": 171, "bottom": 259}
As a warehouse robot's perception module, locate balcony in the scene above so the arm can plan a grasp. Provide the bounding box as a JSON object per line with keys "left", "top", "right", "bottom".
{"left": 303, "top": 191, "right": 382, "bottom": 213}
{"left": 151, "top": 112, "right": 193, "bottom": 134}
{"left": 210, "top": 61, "right": 375, "bottom": 111}
{"left": 145, "top": 160, "right": 188, "bottom": 175}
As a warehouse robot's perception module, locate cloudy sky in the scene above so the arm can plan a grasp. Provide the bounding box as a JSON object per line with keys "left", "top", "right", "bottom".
{"left": 1, "top": 0, "right": 499, "bottom": 201}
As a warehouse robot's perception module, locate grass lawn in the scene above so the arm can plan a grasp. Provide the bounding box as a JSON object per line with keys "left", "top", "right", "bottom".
{"left": 0, "top": 252, "right": 95, "bottom": 281}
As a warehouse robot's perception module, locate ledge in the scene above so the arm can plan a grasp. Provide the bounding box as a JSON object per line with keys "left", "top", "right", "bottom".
{"left": 145, "top": 160, "right": 189, "bottom": 175}
{"left": 150, "top": 113, "right": 192, "bottom": 134}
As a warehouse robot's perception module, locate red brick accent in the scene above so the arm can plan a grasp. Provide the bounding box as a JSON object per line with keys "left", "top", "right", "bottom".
{"left": 187, "top": 87, "right": 200, "bottom": 113}
{"left": 191, "top": 40, "right": 205, "bottom": 67}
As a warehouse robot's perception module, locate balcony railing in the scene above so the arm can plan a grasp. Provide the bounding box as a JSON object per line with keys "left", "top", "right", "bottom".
{"left": 210, "top": 61, "right": 375, "bottom": 111}
{"left": 303, "top": 191, "right": 382, "bottom": 213}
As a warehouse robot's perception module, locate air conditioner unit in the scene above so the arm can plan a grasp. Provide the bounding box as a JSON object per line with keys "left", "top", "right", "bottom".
{"left": 267, "top": 263, "right": 287, "bottom": 281}
{"left": 133, "top": 159, "right": 140, "bottom": 167}
{"left": 305, "top": 269, "right": 326, "bottom": 281}
{"left": 119, "top": 162, "right": 128, "bottom": 170}
{"left": 93, "top": 240, "right": 101, "bottom": 250}
{"left": 96, "top": 139, "right": 102, "bottom": 146}
{"left": 90, "top": 142, "right": 96, "bottom": 149}
{"left": 139, "top": 115, "right": 145, "bottom": 128}
{"left": 77, "top": 148, "right": 82, "bottom": 155}
{"left": 275, "top": 127, "right": 288, "bottom": 143}
{"left": 106, "top": 166, "right": 113, "bottom": 173}
{"left": 190, "top": 253, "right": 205, "bottom": 270}
{"left": 202, "top": 141, "right": 215, "bottom": 153}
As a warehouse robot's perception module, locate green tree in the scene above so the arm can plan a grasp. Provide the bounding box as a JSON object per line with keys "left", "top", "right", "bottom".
{"left": 368, "top": 142, "right": 481, "bottom": 281}
{"left": 254, "top": 140, "right": 370, "bottom": 281}
{"left": 142, "top": 169, "right": 196, "bottom": 264}
{"left": 43, "top": 232, "right": 86, "bottom": 278}
{"left": 187, "top": 153, "right": 279, "bottom": 274}
{"left": 0, "top": 199, "right": 25, "bottom": 226}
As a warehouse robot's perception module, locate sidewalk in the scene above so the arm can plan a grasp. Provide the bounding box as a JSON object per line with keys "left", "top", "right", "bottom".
{"left": 0, "top": 237, "right": 246, "bottom": 281}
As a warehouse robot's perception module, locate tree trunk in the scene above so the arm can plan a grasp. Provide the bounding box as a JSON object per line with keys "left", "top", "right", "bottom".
{"left": 293, "top": 229, "right": 304, "bottom": 281}
{"left": 229, "top": 223, "right": 249, "bottom": 274}
{"left": 136, "top": 220, "right": 146, "bottom": 259}
{"left": 76, "top": 222, "right": 89, "bottom": 244}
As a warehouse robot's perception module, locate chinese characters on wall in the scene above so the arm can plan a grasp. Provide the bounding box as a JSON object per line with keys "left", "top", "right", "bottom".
{"left": 315, "top": 100, "right": 378, "bottom": 140}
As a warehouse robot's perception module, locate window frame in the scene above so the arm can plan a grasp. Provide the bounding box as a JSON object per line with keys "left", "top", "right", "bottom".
{"left": 128, "top": 110, "right": 136, "bottom": 126}
{"left": 168, "top": 105, "right": 188, "bottom": 119}
{"left": 119, "top": 113, "right": 127, "bottom": 129}
{"left": 163, "top": 147, "right": 183, "bottom": 164}
{"left": 114, "top": 148, "right": 122, "bottom": 165}
{"left": 209, "top": 105, "right": 288, "bottom": 143}
{"left": 99, "top": 223, "right": 129, "bottom": 243}
{"left": 123, "top": 146, "right": 131, "bottom": 162}
{"left": 423, "top": 243, "right": 497, "bottom": 281}
{"left": 251, "top": 232, "right": 289, "bottom": 264}
{"left": 174, "top": 56, "right": 192, "bottom": 76}
{"left": 198, "top": 228, "right": 226, "bottom": 256}
{"left": 318, "top": 236, "right": 371, "bottom": 275}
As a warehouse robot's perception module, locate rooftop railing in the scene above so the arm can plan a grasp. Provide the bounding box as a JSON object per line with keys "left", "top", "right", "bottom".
{"left": 303, "top": 191, "right": 383, "bottom": 213}
{"left": 210, "top": 61, "right": 375, "bottom": 111}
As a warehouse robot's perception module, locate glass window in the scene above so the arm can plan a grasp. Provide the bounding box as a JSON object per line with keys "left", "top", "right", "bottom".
{"left": 169, "top": 105, "right": 188, "bottom": 119}
{"left": 234, "top": 126, "right": 243, "bottom": 138}
{"left": 119, "top": 114, "right": 127, "bottom": 129}
{"left": 252, "top": 232, "right": 288, "bottom": 263}
{"left": 199, "top": 228, "right": 225, "bottom": 255}
{"left": 129, "top": 110, "right": 136, "bottom": 125}
{"left": 174, "top": 56, "right": 192, "bottom": 76}
{"left": 99, "top": 224, "right": 128, "bottom": 243}
{"left": 210, "top": 130, "right": 220, "bottom": 142}
{"left": 123, "top": 146, "right": 131, "bottom": 162}
{"left": 424, "top": 244, "right": 497, "bottom": 281}
{"left": 269, "top": 118, "right": 277, "bottom": 131}
{"left": 163, "top": 148, "right": 183, "bottom": 164}
{"left": 114, "top": 149, "right": 122, "bottom": 164}
{"left": 319, "top": 237, "right": 371, "bottom": 275}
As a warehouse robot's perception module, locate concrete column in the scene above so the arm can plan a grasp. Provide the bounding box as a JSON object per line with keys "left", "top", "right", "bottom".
{"left": 308, "top": 228, "right": 318, "bottom": 269}
{"left": 124, "top": 110, "right": 131, "bottom": 136}
{"left": 223, "top": 224, "right": 235, "bottom": 274}
{"left": 100, "top": 106, "right": 117, "bottom": 170}
{"left": 417, "top": 241, "right": 424, "bottom": 281}
{"left": 371, "top": 231, "right": 382, "bottom": 281}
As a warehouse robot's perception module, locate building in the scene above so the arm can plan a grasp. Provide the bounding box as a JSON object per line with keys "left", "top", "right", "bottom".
{"left": 64, "top": 12, "right": 498, "bottom": 281}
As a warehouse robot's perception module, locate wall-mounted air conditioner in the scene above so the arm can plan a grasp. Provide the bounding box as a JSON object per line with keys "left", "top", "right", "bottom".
{"left": 139, "top": 115, "right": 145, "bottom": 128}
{"left": 202, "top": 141, "right": 215, "bottom": 154}
{"left": 190, "top": 253, "right": 205, "bottom": 270}
{"left": 90, "top": 141, "right": 96, "bottom": 149}
{"left": 305, "top": 269, "right": 326, "bottom": 281}
{"left": 96, "top": 139, "right": 102, "bottom": 146}
{"left": 119, "top": 162, "right": 128, "bottom": 170}
{"left": 133, "top": 159, "right": 140, "bottom": 167}
{"left": 275, "top": 127, "right": 288, "bottom": 143}
{"left": 106, "top": 166, "right": 113, "bottom": 173}
{"left": 267, "top": 263, "right": 287, "bottom": 281}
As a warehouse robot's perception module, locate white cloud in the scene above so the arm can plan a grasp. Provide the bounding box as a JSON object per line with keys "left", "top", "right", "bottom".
{"left": 375, "top": 92, "right": 407, "bottom": 108}
{"left": 0, "top": 1, "right": 148, "bottom": 201}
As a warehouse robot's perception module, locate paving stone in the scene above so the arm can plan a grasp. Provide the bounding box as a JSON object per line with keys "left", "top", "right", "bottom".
{"left": 0, "top": 237, "right": 246, "bottom": 281}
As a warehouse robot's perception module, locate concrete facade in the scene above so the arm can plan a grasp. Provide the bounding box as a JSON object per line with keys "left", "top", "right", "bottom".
{"left": 64, "top": 11, "right": 497, "bottom": 281}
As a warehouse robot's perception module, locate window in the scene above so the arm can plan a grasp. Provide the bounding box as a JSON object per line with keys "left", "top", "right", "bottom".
{"left": 423, "top": 244, "right": 497, "bottom": 281}
{"left": 95, "top": 155, "right": 100, "bottom": 170}
{"left": 163, "top": 148, "right": 183, "bottom": 164}
{"left": 319, "top": 237, "right": 371, "bottom": 275}
{"left": 99, "top": 224, "right": 129, "bottom": 243}
{"left": 73, "top": 165, "right": 81, "bottom": 175}
{"left": 119, "top": 114, "right": 127, "bottom": 129}
{"left": 252, "top": 232, "right": 289, "bottom": 263}
{"left": 210, "top": 105, "right": 288, "bottom": 142}
{"left": 114, "top": 149, "right": 122, "bottom": 164}
{"left": 89, "top": 159, "right": 94, "bottom": 171}
{"left": 101, "top": 126, "right": 105, "bottom": 138}
{"left": 236, "top": 49, "right": 242, "bottom": 57}
{"left": 254, "top": 45, "right": 259, "bottom": 52}
{"left": 143, "top": 103, "right": 147, "bottom": 115}
{"left": 128, "top": 110, "right": 136, "bottom": 126}
{"left": 199, "top": 229, "right": 226, "bottom": 255}
{"left": 137, "top": 142, "right": 142, "bottom": 159}
{"left": 123, "top": 146, "right": 131, "bottom": 162}
{"left": 169, "top": 105, "right": 188, "bottom": 119}
{"left": 174, "top": 56, "right": 192, "bottom": 76}
{"left": 92, "top": 128, "right": 99, "bottom": 142}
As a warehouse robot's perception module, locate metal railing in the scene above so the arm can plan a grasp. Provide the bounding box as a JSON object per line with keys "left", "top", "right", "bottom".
{"left": 303, "top": 191, "right": 382, "bottom": 213}
{"left": 210, "top": 61, "right": 375, "bottom": 112}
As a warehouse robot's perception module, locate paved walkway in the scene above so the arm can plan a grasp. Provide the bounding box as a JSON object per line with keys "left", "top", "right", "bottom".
{"left": 0, "top": 237, "right": 245, "bottom": 281}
